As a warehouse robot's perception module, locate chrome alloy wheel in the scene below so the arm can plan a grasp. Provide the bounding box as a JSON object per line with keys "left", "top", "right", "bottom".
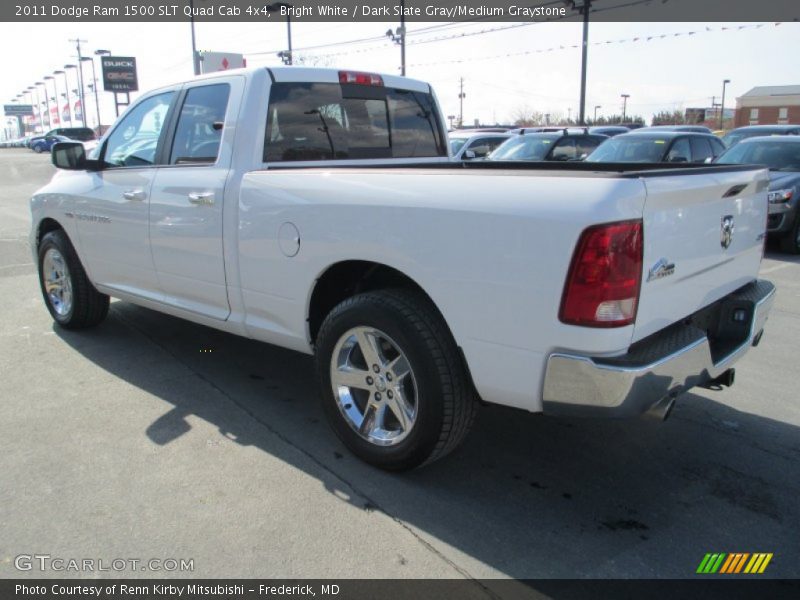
{"left": 42, "top": 248, "right": 73, "bottom": 317}
{"left": 330, "top": 326, "right": 418, "bottom": 446}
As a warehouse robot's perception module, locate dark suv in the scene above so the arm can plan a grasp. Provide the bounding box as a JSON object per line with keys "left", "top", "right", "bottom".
{"left": 42, "top": 127, "right": 96, "bottom": 142}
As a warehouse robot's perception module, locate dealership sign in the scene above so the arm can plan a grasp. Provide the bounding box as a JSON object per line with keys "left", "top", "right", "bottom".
{"left": 101, "top": 56, "right": 139, "bottom": 92}
{"left": 4, "top": 104, "right": 34, "bottom": 117}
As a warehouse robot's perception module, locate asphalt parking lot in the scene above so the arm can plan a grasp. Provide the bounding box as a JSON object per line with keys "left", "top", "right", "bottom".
{"left": 1, "top": 148, "right": 798, "bottom": 584}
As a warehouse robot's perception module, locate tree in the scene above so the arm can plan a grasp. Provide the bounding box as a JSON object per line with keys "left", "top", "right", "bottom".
{"left": 510, "top": 106, "right": 547, "bottom": 126}
{"left": 651, "top": 109, "right": 687, "bottom": 126}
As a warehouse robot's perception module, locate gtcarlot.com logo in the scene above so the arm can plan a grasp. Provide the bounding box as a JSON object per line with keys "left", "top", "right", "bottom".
{"left": 15, "top": 554, "right": 194, "bottom": 573}
{"left": 696, "top": 552, "right": 773, "bottom": 574}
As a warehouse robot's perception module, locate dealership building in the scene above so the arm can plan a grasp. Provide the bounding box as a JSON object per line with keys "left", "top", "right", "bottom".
{"left": 734, "top": 85, "right": 800, "bottom": 126}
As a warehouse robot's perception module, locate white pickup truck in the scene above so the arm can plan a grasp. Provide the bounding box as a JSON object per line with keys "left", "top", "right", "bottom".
{"left": 31, "top": 67, "right": 775, "bottom": 470}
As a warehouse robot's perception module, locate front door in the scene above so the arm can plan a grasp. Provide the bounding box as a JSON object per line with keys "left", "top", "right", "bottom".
{"left": 75, "top": 91, "right": 176, "bottom": 299}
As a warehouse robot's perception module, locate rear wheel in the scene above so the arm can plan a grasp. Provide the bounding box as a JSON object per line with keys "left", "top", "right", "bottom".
{"left": 779, "top": 214, "right": 800, "bottom": 254}
{"left": 32, "top": 144, "right": 43, "bottom": 153}
{"left": 315, "top": 289, "right": 477, "bottom": 471}
{"left": 38, "top": 230, "right": 109, "bottom": 329}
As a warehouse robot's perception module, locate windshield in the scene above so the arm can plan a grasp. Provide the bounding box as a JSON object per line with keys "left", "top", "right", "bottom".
{"left": 449, "top": 137, "right": 468, "bottom": 154}
{"left": 716, "top": 141, "right": 800, "bottom": 171}
{"left": 722, "top": 129, "right": 785, "bottom": 148}
{"left": 488, "top": 136, "right": 557, "bottom": 160}
{"left": 585, "top": 136, "right": 667, "bottom": 162}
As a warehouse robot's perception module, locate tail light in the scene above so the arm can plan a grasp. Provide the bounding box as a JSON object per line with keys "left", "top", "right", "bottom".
{"left": 338, "top": 71, "right": 383, "bottom": 86}
{"left": 559, "top": 220, "right": 643, "bottom": 328}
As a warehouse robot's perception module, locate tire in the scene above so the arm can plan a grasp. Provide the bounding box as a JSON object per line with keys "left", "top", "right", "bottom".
{"left": 315, "top": 289, "right": 478, "bottom": 471}
{"left": 33, "top": 145, "right": 43, "bottom": 153}
{"left": 779, "top": 214, "right": 800, "bottom": 254}
{"left": 38, "top": 229, "right": 109, "bottom": 329}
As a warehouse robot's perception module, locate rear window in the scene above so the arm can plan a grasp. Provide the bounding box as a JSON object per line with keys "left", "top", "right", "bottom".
{"left": 264, "top": 82, "right": 446, "bottom": 162}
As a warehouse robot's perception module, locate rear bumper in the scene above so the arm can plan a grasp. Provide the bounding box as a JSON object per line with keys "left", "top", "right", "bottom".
{"left": 541, "top": 280, "right": 775, "bottom": 418}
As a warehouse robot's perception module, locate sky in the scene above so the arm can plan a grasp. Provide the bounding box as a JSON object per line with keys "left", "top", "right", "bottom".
{"left": 1, "top": 19, "right": 798, "bottom": 132}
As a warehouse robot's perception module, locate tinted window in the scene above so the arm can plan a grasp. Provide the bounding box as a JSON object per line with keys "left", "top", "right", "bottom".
{"left": 577, "top": 136, "right": 605, "bottom": 156}
{"left": 716, "top": 141, "right": 800, "bottom": 171}
{"left": 666, "top": 138, "right": 691, "bottom": 162}
{"left": 690, "top": 137, "right": 713, "bottom": 163}
{"left": 466, "top": 136, "right": 508, "bottom": 154}
{"left": 489, "top": 135, "right": 559, "bottom": 161}
{"left": 264, "top": 82, "right": 445, "bottom": 162}
{"left": 586, "top": 136, "right": 668, "bottom": 162}
{"left": 550, "top": 138, "right": 577, "bottom": 160}
{"left": 170, "top": 84, "right": 230, "bottom": 165}
{"left": 103, "top": 92, "right": 174, "bottom": 167}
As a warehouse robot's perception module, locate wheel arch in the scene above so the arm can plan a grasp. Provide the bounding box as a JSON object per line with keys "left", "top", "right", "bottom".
{"left": 36, "top": 217, "right": 67, "bottom": 248}
{"left": 306, "top": 260, "right": 462, "bottom": 354}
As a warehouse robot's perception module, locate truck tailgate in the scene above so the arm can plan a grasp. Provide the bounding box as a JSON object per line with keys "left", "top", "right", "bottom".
{"left": 633, "top": 168, "right": 769, "bottom": 343}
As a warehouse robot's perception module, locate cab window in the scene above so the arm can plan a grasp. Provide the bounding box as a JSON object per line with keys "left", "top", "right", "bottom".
{"left": 102, "top": 92, "right": 174, "bottom": 167}
{"left": 169, "top": 84, "right": 231, "bottom": 165}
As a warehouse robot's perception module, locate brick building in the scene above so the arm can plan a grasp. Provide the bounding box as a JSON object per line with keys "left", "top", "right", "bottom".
{"left": 734, "top": 85, "right": 800, "bottom": 127}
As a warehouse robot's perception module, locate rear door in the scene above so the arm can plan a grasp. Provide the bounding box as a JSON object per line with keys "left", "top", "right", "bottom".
{"left": 633, "top": 168, "right": 768, "bottom": 342}
{"left": 148, "top": 77, "right": 242, "bottom": 320}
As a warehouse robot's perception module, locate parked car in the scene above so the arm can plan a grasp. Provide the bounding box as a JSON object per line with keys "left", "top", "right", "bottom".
{"left": 586, "top": 132, "right": 726, "bottom": 164}
{"left": 715, "top": 136, "right": 800, "bottom": 253}
{"left": 30, "top": 135, "right": 73, "bottom": 154}
{"left": 449, "top": 131, "right": 512, "bottom": 160}
{"left": 588, "top": 126, "right": 629, "bottom": 137}
{"left": 633, "top": 125, "right": 713, "bottom": 134}
{"left": 34, "top": 67, "right": 775, "bottom": 470}
{"left": 43, "top": 127, "right": 96, "bottom": 142}
{"left": 721, "top": 124, "right": 800, "bottom": 148}
{"left": 488, "top": 130, "right": 608, "bottom": 162}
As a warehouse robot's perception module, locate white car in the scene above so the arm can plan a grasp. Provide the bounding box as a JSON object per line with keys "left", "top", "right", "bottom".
{"left": 32, "top": 67, "right": 775, "bottom": 470}
{"left": 449, "top": 130, "right": 511, "bottom": 160}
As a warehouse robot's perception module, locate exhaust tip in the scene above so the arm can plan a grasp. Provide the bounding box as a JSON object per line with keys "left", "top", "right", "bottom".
{"left": 644, "top": 396, "right": 676, "bottom": 421}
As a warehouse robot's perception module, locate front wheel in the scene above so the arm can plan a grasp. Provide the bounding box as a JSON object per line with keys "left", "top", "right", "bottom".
{"left": 779, "top": 214, "right": 800, "bottom": 254}
{"left": 38, "top": 230, "right": 109, "bottom": 329}
{"left": 315, "top": 289, "right": 477, "bottom": 471}
{"left": 32, "top": 145, "right": 43, "bottom": 153}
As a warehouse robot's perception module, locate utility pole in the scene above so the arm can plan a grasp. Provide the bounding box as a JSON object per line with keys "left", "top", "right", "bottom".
{"left": 386, "top": 1, "right": 406, "bottom": 76}
{"left": 69, "top": 38, "right": 88, "bottom": 127}
{"left": 574, "top": 0, "right": 591, "bottom": 125}
{"left": 400, "top": 0, "right": 406, "bottom": 76}
{"left": 458, "top": 78, "right": 465, "bottom": 128}
{"left": 621, "top": 93, "right": 630, "bottom": 122}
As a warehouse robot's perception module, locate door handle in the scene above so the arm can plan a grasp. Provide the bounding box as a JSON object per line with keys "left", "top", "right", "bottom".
{"left": 122, "top": 189, "right": 147, "bottom": 201}
{"left": 188, "top": 191, "right": 215, "bottom": 206}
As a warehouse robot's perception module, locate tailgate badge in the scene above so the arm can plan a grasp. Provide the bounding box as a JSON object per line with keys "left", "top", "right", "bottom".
{"left": 647, "top": 258, "right": 675, "bottom": 282}
{"left": 721, "top": 215, "right": 735, "bottom": 249}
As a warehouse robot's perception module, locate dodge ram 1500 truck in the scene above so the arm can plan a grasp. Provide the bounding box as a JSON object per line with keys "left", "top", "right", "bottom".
{"left": 31, "top": 67, "right": 775, "bottom": 470}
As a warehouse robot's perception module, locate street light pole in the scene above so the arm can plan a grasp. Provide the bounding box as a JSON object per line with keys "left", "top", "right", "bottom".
{"left": 574, "top": 0, "right": 591, "bottom": 125}
{"left": 189, "top": 0, "right": 201, "bottom": 75}
{"left": 267, "top": 3, "right": 294, "bottom": 65}
{"left": 82, "top": 56, "right": 102, "bottom": 132}
{"left": 69, "top": 38, "right": 88, "bottom": 127}
{"left": 44, "top": 76, "right": 56, "bottom": 127}
{"left": 621, "top": 94, "right": 630, "bottom": 122}
{"left": 64, "top": 65, "right": 79, "bottom": 124}
{"left": 36, "top": 82, "right": 50, "bottom": 131}
{"left": 594, "top": 105, "right": 601, "bottom": 122}
{"left": 719, "top": 79, "right": 730, "bottom": 130}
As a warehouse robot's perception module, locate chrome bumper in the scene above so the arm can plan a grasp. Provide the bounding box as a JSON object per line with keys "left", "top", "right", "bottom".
{"left": 542, "top": 280, "right": 776, "bottom": 418}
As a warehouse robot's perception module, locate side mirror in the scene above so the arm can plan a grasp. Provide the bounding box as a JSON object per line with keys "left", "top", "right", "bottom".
{"left": 463, "top": 149, "right": 476, "bottom": 160}
{"left": 51, "top": 142, "right": 100, "bottom": 170}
